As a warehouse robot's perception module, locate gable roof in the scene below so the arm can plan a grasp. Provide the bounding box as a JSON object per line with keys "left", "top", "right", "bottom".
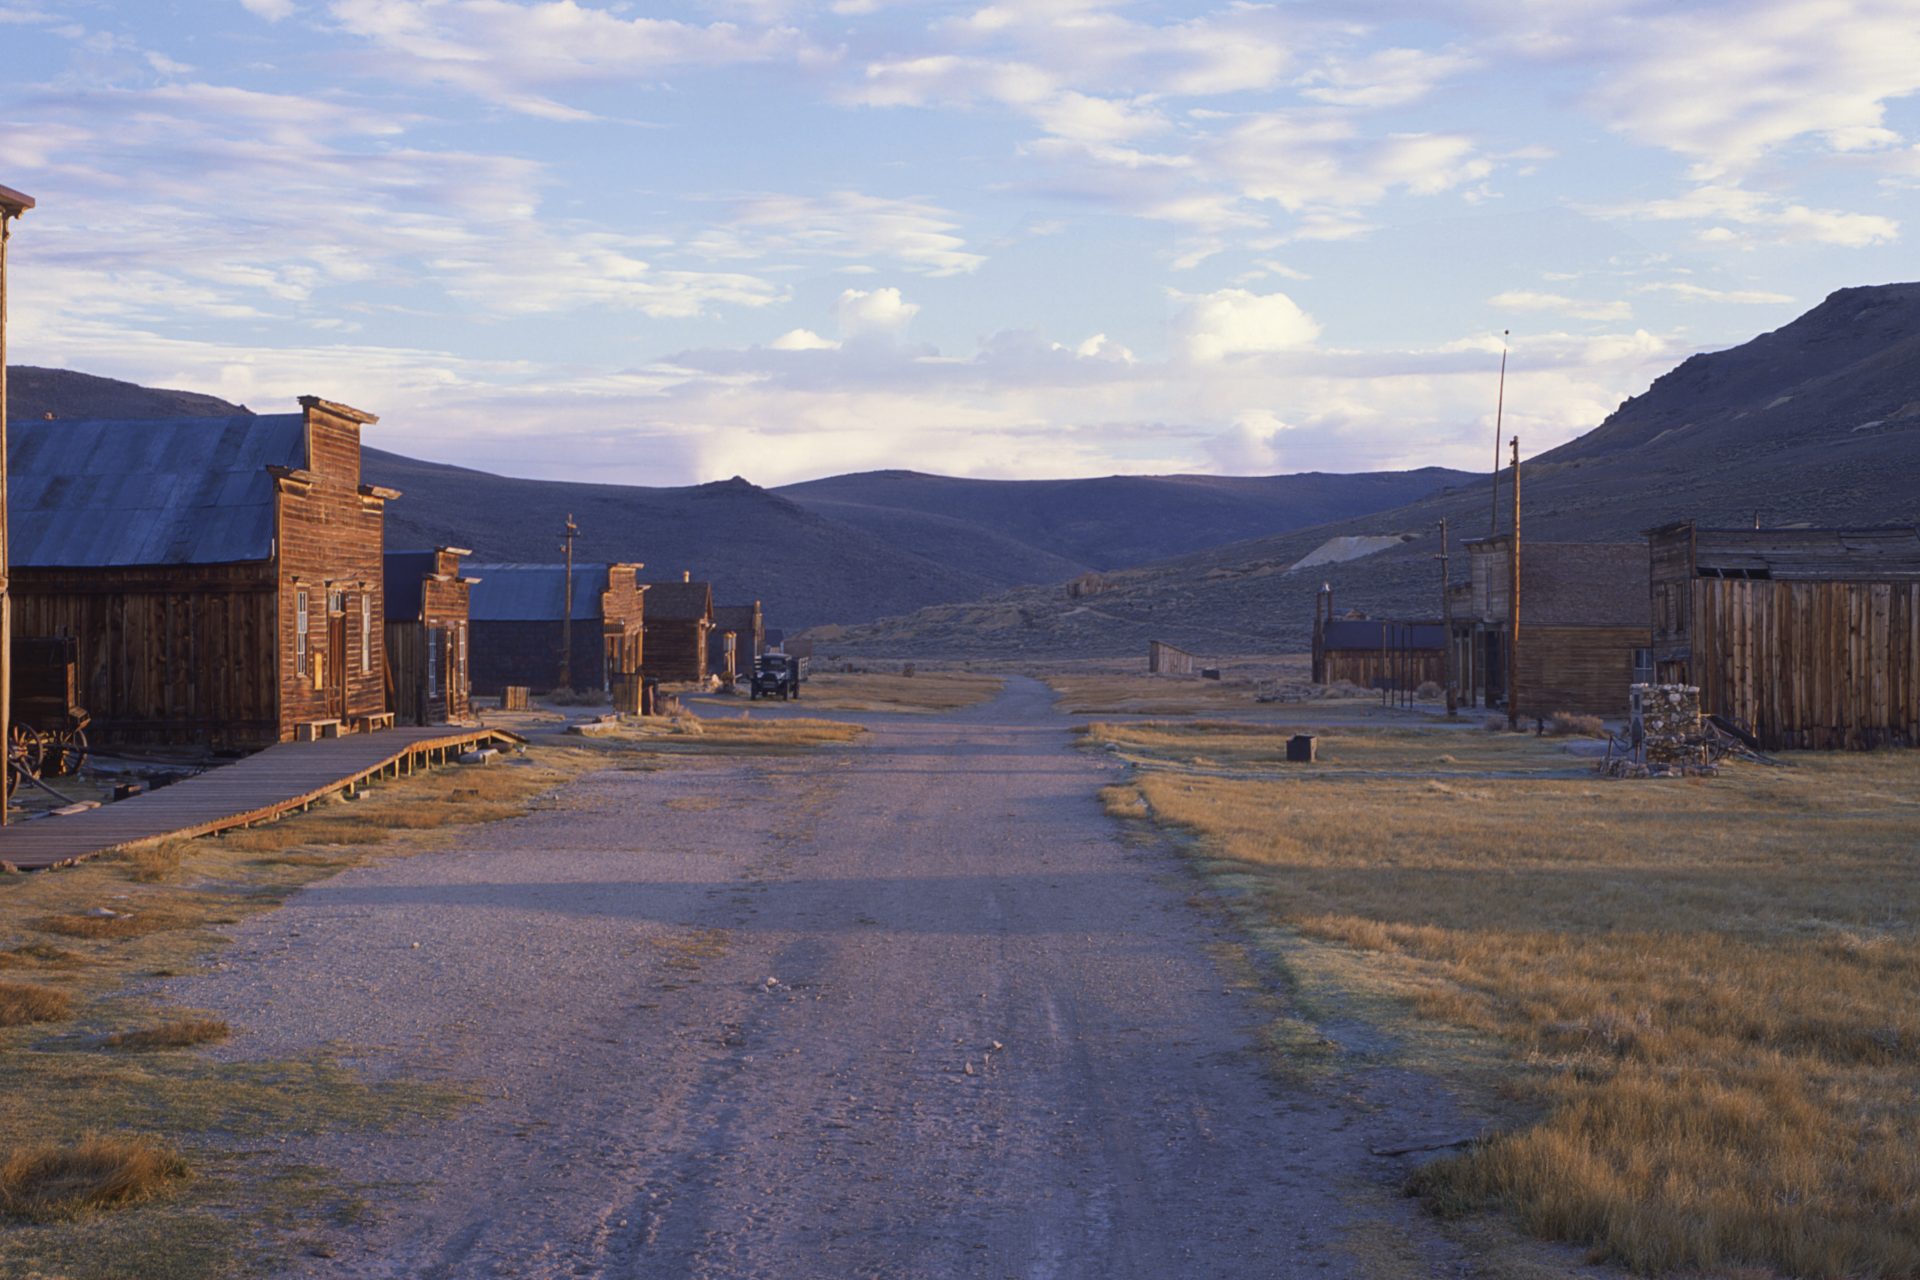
{"left": 9, "top": 414, "right": 307, "bottom": 567}
{"left": 467, "top": 563, "right": 613, "bottom": 621}
{"left": 643, "top": 581, "right": 713, "bottom": 623}
{"left": 712, "top": 603, "right": 761, "bottom": 635}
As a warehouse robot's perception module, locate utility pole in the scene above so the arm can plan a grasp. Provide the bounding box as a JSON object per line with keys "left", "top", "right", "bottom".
{"left": 1437, "top": 517, "right": 1455, "bottom": 715}
{"left": 558, "top": 513, "right": 579, "bottom": 691}
{"left": 1507, "top": 437, "right": 1522, "bottom": 731}
{"left": 1490, "top": 330, "right": 1508, "bottom": 537}
{"left": 0, "top": 184, "right": 35, "bottom": 826}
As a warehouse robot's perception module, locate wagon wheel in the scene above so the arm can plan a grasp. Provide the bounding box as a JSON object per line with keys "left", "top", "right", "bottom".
{"left": 9, "top": 723, "right": 45, "bottom": 780}
{"left": 44, "top": 725, "right": 87, "bottom": 778}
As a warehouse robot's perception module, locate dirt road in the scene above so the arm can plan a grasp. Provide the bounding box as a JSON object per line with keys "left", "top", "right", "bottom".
{"left": 181, "top": 677, "right": 1476, "bottom": 1278}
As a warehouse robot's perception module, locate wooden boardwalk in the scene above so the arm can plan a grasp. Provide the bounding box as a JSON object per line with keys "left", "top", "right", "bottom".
{"left": 0, "top": 725, "right": 522, "bottom": 872}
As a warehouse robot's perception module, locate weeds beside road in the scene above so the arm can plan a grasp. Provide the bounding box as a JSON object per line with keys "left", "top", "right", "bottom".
{"left": 1093, "top": 717, "right": 1920, "bottom": 1277}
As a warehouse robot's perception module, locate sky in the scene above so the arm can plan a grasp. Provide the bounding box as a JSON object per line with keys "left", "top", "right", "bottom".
{"left": 1, "top": 0, "right": 1917, "bottom": 487}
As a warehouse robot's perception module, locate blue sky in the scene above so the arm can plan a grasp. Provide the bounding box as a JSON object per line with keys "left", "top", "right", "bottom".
{"left": 2, "top": 0, "right": 1916, "bottom": 486}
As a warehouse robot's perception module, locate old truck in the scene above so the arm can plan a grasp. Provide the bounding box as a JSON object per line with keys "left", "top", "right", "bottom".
{"left": 750, "top": 653, "right": 808, "bottom": 700}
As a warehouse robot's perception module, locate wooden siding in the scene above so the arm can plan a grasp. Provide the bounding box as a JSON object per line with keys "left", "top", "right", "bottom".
{"left": 387, "top": 548, "right": 472, "bottom": 725}
{"left": 1691, "top": 578, "right": 1920, "bottom": 750}
{"left": 1321, "top": 648, "right": 1444, "bottom": 691}
{"left": 1648, "top": 524, "right": 1696, "bottom": 665}
{"left": 601, "top": 565, "right": 645, "bottom": 688}
{"left": 277, "top": 402, "right": 389, "bottom": 736}
{"left": 470, "top": 620, "right": 605, "bottom": 697}
{"left": 11, "top": 562, "right": 278, "bottom": 749}
{"left": 1512, "top": 625, "right": 1646, "bottom": 719}
{"left": 1149, "top": 640, "right": 1195, "bottom": 676}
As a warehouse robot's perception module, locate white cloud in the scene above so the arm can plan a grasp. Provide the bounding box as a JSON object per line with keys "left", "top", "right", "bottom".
{"left": 1631, "top": 282, "right": 1795, "bottom": 305}
{"left": 240, "top": 0, "right": 297, "bottom": 20}
{"left": 690, "top": 192, "right": 984, "bottom": 277}
{"left": 1489, "top": 290, "right": 1632, "bottom": 322}
{"left": 835, "top": 286, "right": 919, "bottom": 338}
{"left": 1176, "top": 288, "right": 1321, "bottom": 362}
{"left": 1297, "top": 46, "right": 1477, "bottom": 109}
{"left": 770, "top": 328, "right": 840, "bottom": 350}
{"left": 1591, "top": 182, "right": 1898, "bottom": 248}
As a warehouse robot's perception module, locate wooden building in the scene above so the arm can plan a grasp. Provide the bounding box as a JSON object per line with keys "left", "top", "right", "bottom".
{"left": 643, "top": 576, "right": 714, "bottom": 684}
{"left": 1148, "top": 640, "right": 1195, "bottom": 676}
{"left": 1312, "top": 616, "right": 1445, "bottom": 690}
{"left": 1648, "top": 522, "right": 1920, "bottom": 749}
{"left": 384, "top": 547, "right": 474, "bottom": 726}
{"left": 9, "top": 398, "right": 396, "bottom": 750}
{"left": 465, "top": 563, "right": 645, "bottom": 698}
{"left": 711, "top": 601, "right": 764, "bottom": 683}
{"left": 1457, "top": 537, "right": 1649, "bottom": 719}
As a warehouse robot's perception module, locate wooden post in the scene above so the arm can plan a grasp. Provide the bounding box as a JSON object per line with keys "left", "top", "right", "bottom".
{"left": 0, "top": 185, "right": 33, "bottom": 826}
{"left": 1438, "top": 518, "right": 1455, "bottom": 714}
{"left": 1507, "top": 436, "right": 1522, "bottom": 730}
{"left": 558, "top": 513, "right": 578, "bottom": 691}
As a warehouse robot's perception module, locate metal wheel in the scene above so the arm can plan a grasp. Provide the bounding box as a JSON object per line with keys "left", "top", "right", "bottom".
{"left": 44, "top": 725, "right": 87, "bottom": 777}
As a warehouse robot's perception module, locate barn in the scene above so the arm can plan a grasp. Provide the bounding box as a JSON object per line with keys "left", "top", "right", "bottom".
{"left": 384, "top": 547, "right": 474, "bottom": 726}
{"left": 643, "top": 576, "right": 714, "bottom": 684}
{"left": 1648, "top": 522, "right": 1920, "bottom": 749}
{"left": 465, "top": 563, "right": 645, "bottom": 699}
{"left": 8, "top": 398, "right": 396, "bottom": 750}
{"left": 711, "top": 601, "right": 764, "bottom": 684}
{"left": 1458, "top": 536, "right": 1650, "bottom": 719}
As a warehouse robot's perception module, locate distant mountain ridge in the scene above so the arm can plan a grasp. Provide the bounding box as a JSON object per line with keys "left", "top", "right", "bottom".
{"left": 828, "top": 281, "right": 1920, "bottom": 657}
{"left": 4, "top": 367, "right": 1466, "bottom": 631}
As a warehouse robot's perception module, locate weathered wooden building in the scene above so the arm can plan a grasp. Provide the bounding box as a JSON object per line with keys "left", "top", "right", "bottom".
{"left": 1647, "top": 522, "right": 1920, "bottom": 749}
{"left": 1148, "top": 640, "right": 1196, "bottom": 676}
{"left": 465, "top": 563, "right": 645, "bottom": 698}
{"left": 9, "top": 398, "right": 396, "bottom": 750}
{"left": 1457, "top": 536, "right": 1650, "bottom": 719}
{"left": 384, "top": 547, "right": 474, "bottom": 726}
{"left": 711, "top": 601, "right": 764, "bottom": 683}
{"left": 643, "top": 576, "right": 714, "bottom": 684}
{"left": 1312, "top": 617, "right": 1446, "bottom": 690}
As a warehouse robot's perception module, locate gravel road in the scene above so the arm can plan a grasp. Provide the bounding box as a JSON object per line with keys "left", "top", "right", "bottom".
{"left": 180, "top": 677, "right": 1482, "bottom": 1279}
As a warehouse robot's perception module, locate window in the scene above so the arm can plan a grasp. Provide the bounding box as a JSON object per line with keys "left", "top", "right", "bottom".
{"left": 427, "top": 627, "right": 439, "bottom": 699}
{"left": 458, "top": 623, "right": 468, "bottom": 691}
{"left": 328, "top": 587, "right": 345, "bottom": 615}
{"left": 295, "top": 591, "right": 309, "bottom": 666}
{"left": 360, "top": 595, "right": 372, "bottom": 674}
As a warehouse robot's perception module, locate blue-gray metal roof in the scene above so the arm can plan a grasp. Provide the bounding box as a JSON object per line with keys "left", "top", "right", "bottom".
{"left": 466, "top": 564, "right": 612, "bottom": 621}
{"left": 1322, "top": 619, "right": 1446, "bottom": 651}
{"left": 9, "top": 414, "right": 306, "bottom": 567}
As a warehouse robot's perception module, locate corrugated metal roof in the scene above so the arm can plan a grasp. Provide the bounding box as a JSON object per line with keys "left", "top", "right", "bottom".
{"left": 1690, "top": 526, "right": 1920, "bottom": 579}
{"left": 10, "top": 415, "right": 307, "bottom": 567}
{"left": 467, "top": 564, "right": 612, "bottom": 621}
{"left": 1322, "top": 620, "right": 1446, "bottom": 651}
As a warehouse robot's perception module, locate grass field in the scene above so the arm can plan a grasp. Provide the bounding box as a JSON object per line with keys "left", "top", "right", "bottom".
{"left": 1092, "top": 718, "right": 1920, "bottom": 1278}
{"left": 602, "top": 713, "right": 867, "bottom": 751}
{"left": 0, "top": 721, "right": 856, "bottom": 1277}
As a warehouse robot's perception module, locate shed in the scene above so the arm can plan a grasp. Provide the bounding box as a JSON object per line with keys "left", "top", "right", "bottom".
{"left": 1458, "top": 537, "right": 1650, "bottom": 718}
{"left": 1312, "top": 617, "right": 1446, "bottom": 690}
{"left": 643, "top": 576, "right": 714, "bottom": 684}
{"left": 1148, "top": 640, "right": 1195, "bottom": 676}
{"left": 384, "top": 547, "right": 474, "bottom": 725}
{"left": 1647, "top": 522, "right": 1920, "bottom": 749}
{"left": 711, "top": 601, "right": 764, "bottom": 683}
{"left": 8, "top": 398, "right": 396, "bottom": 749}
{"left": 465, "top": 563, "right": 646, "bottom": 698}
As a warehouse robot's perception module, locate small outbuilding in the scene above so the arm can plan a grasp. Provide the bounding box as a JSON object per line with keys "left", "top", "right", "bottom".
{"left": 384, "top": 547, "right": 475, "bottom": 725}
{"left": 1647, "top": 522, "right": 1920, "bottom": 749}
{"left": 1312, "top": 615, "right": 1446, "bottom": 690}
{"left": 9, "top": 398, "right": 396, "bottom": 750}
{"left": 643, "top": 575, "right": 714, "bottom": 684}
{"left": 1458, "top": 536, "right": 1650, "bottom": 719}
{"left": 466, "top": 563, "right": 646, "bottom": 699}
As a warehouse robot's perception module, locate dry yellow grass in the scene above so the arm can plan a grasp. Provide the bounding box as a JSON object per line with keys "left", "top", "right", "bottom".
{"left": 103, "top": 1019, "right": 230, "bottom": 1052}
{"left": 789, "top": 671, "right": 1004, "bottom": 713}
{"left": 1097, "top": 719, "right": 1920, "bottom": 1277}
{"left": 606, "top": 715, "right": 865, "bottom": 752}
{"left": 1047, "top": 673, "right": 1280, "bottom": 715}
{"left": 0, "top": 1136, "right": 186, "bottom": 1221}
{"left": 0, "top": 981, "right": 72, "bottom": 1027}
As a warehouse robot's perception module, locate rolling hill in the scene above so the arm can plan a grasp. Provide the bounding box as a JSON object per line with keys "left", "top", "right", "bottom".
{"left": 827, "top": 282, "right": 1920, "bottom": 658}
{"left": 4, "top": 368, "right": 1465, "bottom": 630}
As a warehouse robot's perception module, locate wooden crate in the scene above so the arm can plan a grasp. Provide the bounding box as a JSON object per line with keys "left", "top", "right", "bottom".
{"left": 501, "top": 685, "right": 531, "bottom": 712}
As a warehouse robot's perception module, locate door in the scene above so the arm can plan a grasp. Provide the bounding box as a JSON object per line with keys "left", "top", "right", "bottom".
{"left": 327, "top": 590, "right": 348, "bottom": 720}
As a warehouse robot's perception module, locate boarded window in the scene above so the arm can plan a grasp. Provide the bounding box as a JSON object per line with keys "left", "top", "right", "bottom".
{"left": 296, "top": 590, "right": 309, "bottom": 665}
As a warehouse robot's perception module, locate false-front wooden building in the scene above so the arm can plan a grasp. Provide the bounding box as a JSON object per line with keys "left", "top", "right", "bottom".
{"left": 1457, "top": 537, "right": 1650, "bottom": 719}
{"left": 384, "top": 547, "right": 474, "bottom": 725}
{"left": 9, "top": 398, "right": 396, "bottom": 750}
{"left": 710, "top": 602, "right": 764, "bottom": 682}
{"left": 643, "top": 576, "right": 714, "bottom": 684}
{"left": 465, "top": 563, "right": 645, "bottom": 698}
{"left": 1647, "top": 522, "right": 1920, "bottom": 749}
